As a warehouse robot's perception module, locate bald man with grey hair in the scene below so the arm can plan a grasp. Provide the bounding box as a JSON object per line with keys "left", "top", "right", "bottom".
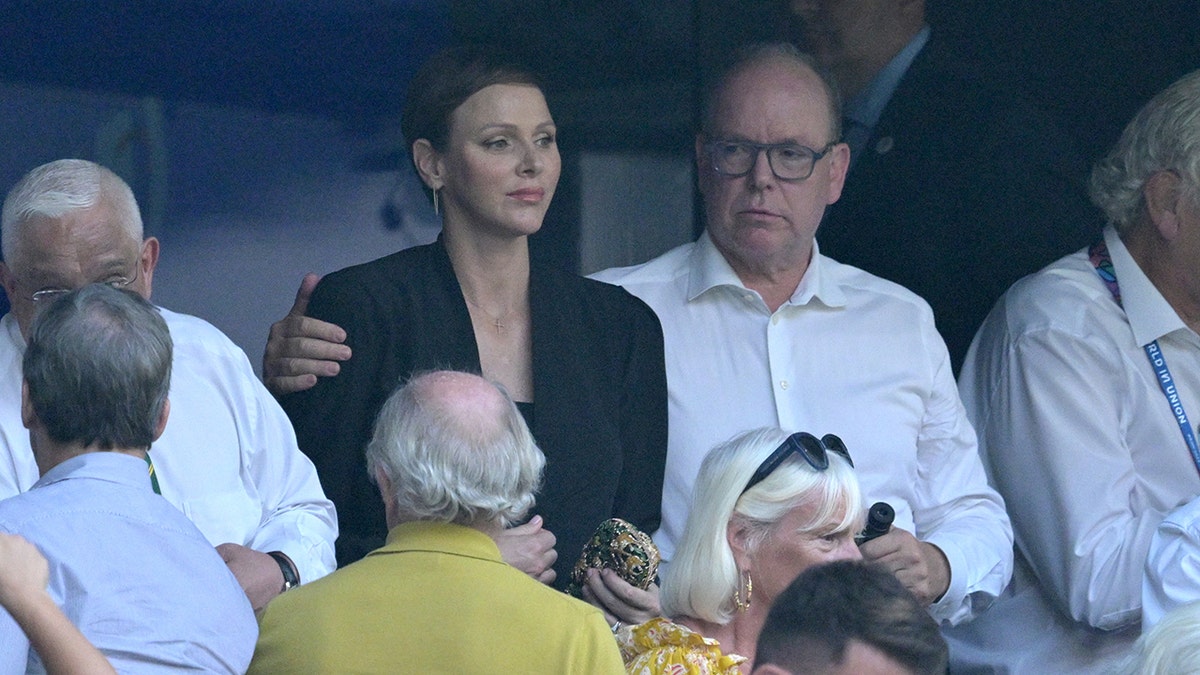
{"left": 0, "top": 159, "right": 336, "bottom": 612}
{"left": 249, "top": 370, "right": 624, "bottom": 673}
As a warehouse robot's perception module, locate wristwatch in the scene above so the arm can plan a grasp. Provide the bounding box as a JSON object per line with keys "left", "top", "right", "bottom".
{"left": 267, "top": 551, "right": 299, "bottom": 593}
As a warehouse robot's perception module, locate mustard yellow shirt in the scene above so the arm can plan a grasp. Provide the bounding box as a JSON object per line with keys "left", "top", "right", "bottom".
{"left": 249, "top": 521, "right": 624, "bottom": 674}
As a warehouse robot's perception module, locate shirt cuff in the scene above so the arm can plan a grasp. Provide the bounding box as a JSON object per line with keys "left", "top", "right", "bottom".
{"left": 926, "top": 534, "right": 972, "bottom": 625}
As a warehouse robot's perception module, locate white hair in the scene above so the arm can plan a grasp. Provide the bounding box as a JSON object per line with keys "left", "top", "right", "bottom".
{"left": 365, "top": 371, "right": 544, "bottom": 529}
{"left": 1089, "top": 69, "right": 1200, "bottom": 236}
{"left": 1113, "top": 601, "right": 1200, "bottom": 674}
{"left": 661, "top": 427, "right": 864, "bottom": 624}
{"left": 1, "top": 159, "right": 143, "bottom": 265}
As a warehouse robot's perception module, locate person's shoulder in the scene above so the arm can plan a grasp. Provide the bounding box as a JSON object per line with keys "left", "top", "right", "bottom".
{"left": 990, "top": 248, "right": 1102, "bottom": 331}
{"left": 589, "top": 242, "right": 697, "bottom": 289}
{"left": 317, "top": 240, "right": 443, "bottom": 292}
{"left": 822, "top": 255, "right": 937, "bottom": 316}
{"left": 157, "top": 306, "right": 241, "bottom": 351}
{"left": 538, "top": 265, "right": 661, "bottom": 327}
{"left": 0, "top": 315, "right": 24, "bottom": 367}
{"left": 155, "top": 307, "right": 272, "bottom": 391}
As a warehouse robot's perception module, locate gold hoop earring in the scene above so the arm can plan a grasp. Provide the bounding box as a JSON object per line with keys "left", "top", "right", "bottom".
{"left": 432, "top": 188, "right": 440, "bottom": 217}
{"left": 734, "top": 570, "right": 753, "bottom": 612}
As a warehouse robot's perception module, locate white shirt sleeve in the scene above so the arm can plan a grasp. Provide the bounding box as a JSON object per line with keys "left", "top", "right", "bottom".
{"left": 973, "top": 324, "right": 1162, "bottom": 630}
{"left": 156, "top": 309, "right": 337, "bottom": 586}
{"left": 1144, "top": 496, "right": 1200, "bottom": 629}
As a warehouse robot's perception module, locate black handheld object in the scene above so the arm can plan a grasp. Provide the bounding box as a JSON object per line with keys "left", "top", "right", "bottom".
{"left": 856, "top": 501, "right": 895, "bottom": 545}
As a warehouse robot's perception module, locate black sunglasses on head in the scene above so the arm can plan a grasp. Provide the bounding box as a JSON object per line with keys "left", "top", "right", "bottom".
{"left": 741, "top": 432, "right": 853, "bottom": 495}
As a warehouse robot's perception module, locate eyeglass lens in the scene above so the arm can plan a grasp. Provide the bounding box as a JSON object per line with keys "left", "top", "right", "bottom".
{"left": 709, "top": 142, "right": 823, "bottom": 181}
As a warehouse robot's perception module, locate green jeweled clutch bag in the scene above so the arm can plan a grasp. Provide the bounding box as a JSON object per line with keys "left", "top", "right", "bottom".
{"left": 565, "top": 517, "right": 660, "bottom": 598}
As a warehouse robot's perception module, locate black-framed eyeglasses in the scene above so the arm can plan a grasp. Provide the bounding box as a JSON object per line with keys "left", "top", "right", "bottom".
{"left": 25, "top": 265, "right": 140, "bottom": 304}
{"left": 742, "top": 432, "right": 853, "bottom": 495}
{"left": 705, "top": 140, "right": 836, "bottom": 182}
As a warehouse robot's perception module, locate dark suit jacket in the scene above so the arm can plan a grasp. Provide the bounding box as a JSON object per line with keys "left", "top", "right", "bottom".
{"left": 817, "top": 35, "right": 1102, "bottom": 372}
{"left": 280, "top": 239, "right": 668, "bottom": 586}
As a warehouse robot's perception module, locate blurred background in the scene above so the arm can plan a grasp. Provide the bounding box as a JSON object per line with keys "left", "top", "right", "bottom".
{"left": 0, "top": 0, "right": 1195, "bottom": 367}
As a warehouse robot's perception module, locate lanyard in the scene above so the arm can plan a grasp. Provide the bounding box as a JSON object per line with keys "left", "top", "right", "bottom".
{"left": 1090, "top": 242, "right": 1200, "bottom": 477}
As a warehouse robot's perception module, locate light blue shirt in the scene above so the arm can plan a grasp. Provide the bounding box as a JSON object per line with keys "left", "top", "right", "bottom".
{"left": 0, "top": 452, "right": 257, "bottom": 674}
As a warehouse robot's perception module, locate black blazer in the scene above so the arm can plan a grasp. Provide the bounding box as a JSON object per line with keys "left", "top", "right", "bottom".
{"left": 817, "top": 35, "right": 1102, "bottom": 372}
{"left": 280, "top": 239, "right": 668, "bottom": 586}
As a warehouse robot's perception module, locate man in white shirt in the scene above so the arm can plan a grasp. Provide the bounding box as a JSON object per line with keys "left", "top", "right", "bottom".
{"left": 945, "top": 70, "right": 1200, "bottom": 671}
{"left": 591, "top": 44, "right": 1010, "bottom": 625}
{"left": 263, "top": 44, "right": 1011, "bottom": 626}
{"left": 0, "top": 159, "right": 336, "bottom": 611}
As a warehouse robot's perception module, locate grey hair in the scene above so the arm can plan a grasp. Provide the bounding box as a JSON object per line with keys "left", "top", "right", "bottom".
{"left": 2, "top": 159, "right": 143, "bottom": 264}
{"left": 661, "top": 427, "right": 864, "bottom": 625}
{"left": 1114, "top": 600, "right": 1200, "bottom": 675}
{"left": 1089, "top": 69, "right": 1200, "bottom": 236}
{"left": 701, "top": 42, "right": 843, "bottom": 146}
{"left": 23, "top": 284, "right": 172, "bottom": 450}
{"left": 365, "top": 370, "right": 544, "bottom": 529}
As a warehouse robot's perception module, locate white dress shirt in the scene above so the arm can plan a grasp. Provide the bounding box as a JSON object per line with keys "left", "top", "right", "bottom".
{"left": 946, "top": 226, "right": 1200, "bottom": 672}
{"left": 593, "top": 232, "right": 1012, "bottom": 626}
{"left": 0, "top": 308, "right": 337, "bottom": 585}
{"left": 1145, "top": 496, "right": 1200, "bottom": 629}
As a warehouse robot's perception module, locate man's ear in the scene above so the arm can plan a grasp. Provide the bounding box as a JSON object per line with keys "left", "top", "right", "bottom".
{"left": 151, "top": 398, "right": 170, "bottom": 442}
{"left": 373, "top": 463, "right": 392, "bottom": 499}
{"left": 373, "top": 464, "right": 401, "bottom": 529}
{"left": 0, "top": 262, "right": 17, "bottom": 307}
{"left": 825, "top": 142, "right": 851, "bottom": 205}
{"left": 1145, "top": 170, "right": 1183, "bottom": 240}
{"left": 20, "top": 380, "right": 35, "bottom": 431}
{"left": 138, "top": 237, "right": 160, "bottom": 298}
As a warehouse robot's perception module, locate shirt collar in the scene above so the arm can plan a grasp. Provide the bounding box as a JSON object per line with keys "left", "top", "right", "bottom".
{"left": 32, "top": 451, "right": 154, "bottom": 492}
{"left": 373, "top": 520, "right": 503, "bottom": 563}
{"left": 1105, "top": 225, "right": 1188, "bottom": 346}
{"left": 845, "top": 26, "right": 931, "bottom": 130}
{"left": 686, "top": 231, "right": 847, "bottom": 309}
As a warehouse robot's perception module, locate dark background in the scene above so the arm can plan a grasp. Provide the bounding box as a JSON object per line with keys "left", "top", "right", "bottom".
{"left": 5, "top": 1, "right": 1196, "bottom": 154}
{"left": 1, "top": 0, "right": 1197, "bottom": 262}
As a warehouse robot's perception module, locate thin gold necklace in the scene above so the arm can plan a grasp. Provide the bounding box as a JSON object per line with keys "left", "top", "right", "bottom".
{"left": 463, "top": 295, "right": 517, "bottom": 333}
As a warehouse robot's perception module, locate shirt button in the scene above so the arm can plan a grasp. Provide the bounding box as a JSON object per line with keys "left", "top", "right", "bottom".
{"left": 780, "top": 380, "right": 789, "bottom": 390}
{"left": 771, "top": 315, "right": 780, "bottom": 325}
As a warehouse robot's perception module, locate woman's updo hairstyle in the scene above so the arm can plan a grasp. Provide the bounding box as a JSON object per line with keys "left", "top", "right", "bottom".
{"left": 401, "top": 44, "right": 543, "bottom": 153}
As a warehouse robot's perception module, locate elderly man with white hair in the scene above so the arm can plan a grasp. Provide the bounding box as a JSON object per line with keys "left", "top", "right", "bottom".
{"left": 248, "top": 370, "right": 624, "bottom": 674}
{"left": 0, "top": 159, "right": 336, "bottom": 611}
{"left": 946, "top": 69, "right": 1200, "bottom": 672}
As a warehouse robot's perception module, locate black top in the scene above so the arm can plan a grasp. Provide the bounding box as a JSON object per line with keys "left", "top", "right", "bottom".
{"left": 817, "top": 34, "right": 1102, "bottom": 373}
{"left": 279, "top": 239, "right": 668, "bottom": 586}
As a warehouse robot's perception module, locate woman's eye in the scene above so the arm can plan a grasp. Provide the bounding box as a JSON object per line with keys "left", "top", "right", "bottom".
{"left": 535, "top": 135, "right": 556, "bottom": 148}
{"left": 484, "top": 138, "right": 510, "bottom": 150}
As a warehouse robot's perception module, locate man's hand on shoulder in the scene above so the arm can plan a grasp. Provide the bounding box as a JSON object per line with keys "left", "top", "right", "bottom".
{"left": 263, "top": 273, "right": 351, "bottom": 396}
